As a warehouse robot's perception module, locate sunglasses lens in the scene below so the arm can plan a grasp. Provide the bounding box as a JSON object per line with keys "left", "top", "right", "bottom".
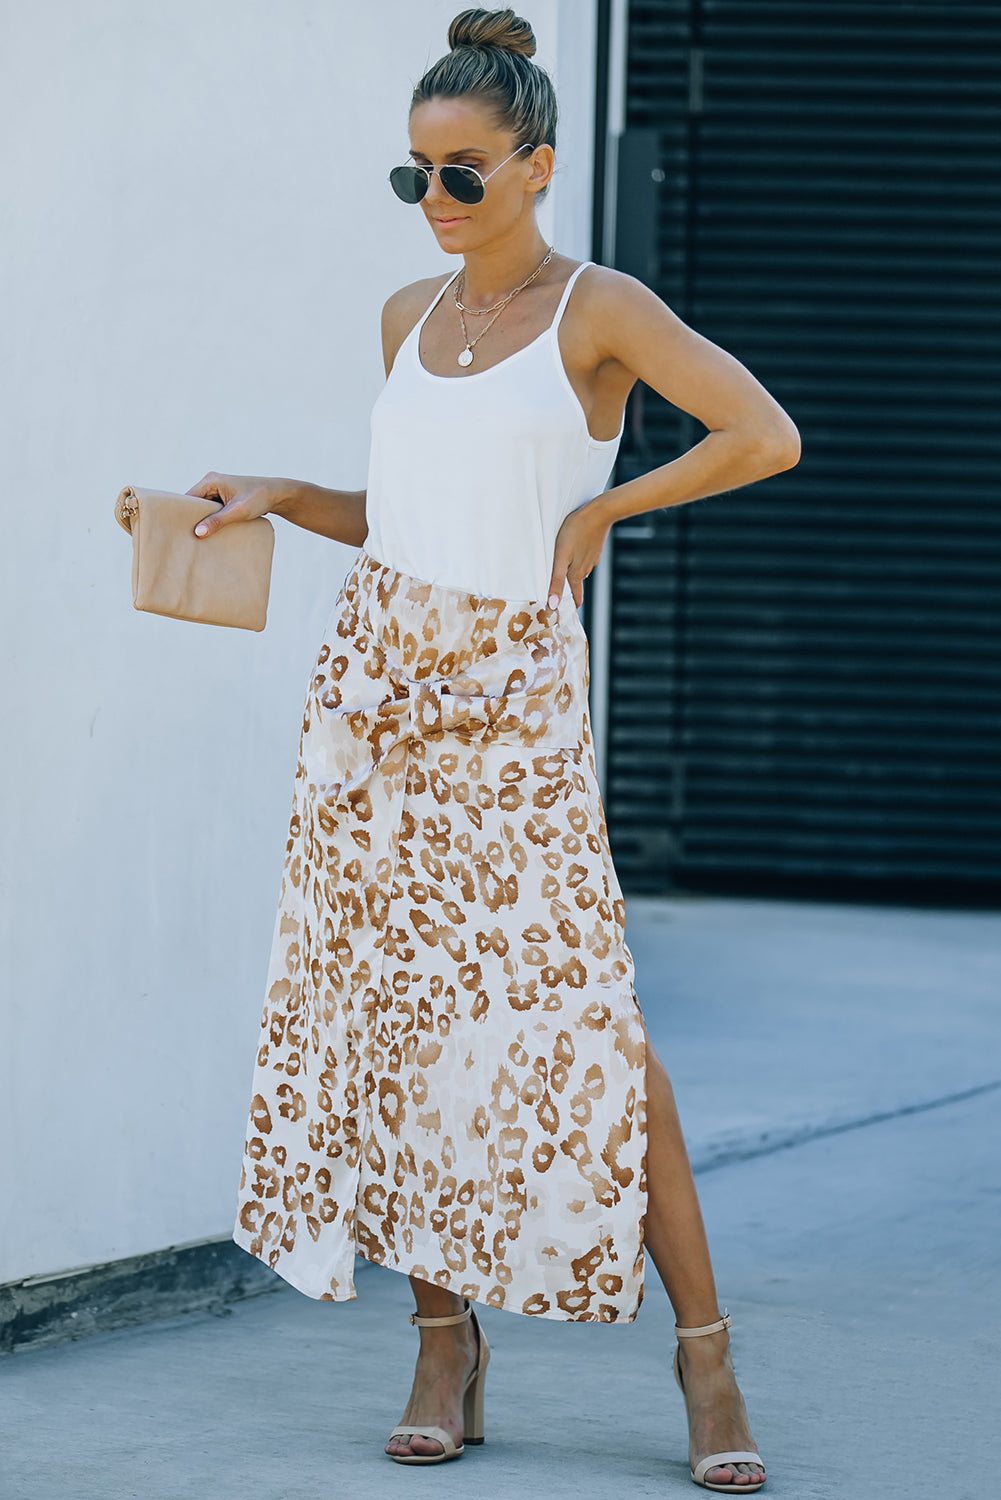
{"left": 439, "top": 166, "right": 484, "bottom": 205}
{"left": 389, "top": 165, "right": 427, "bottom": 204}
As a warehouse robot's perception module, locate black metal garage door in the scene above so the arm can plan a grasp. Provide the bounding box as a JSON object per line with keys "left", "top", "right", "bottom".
{"left": 602, "top": 0, "right": 1001, "bottom": 903}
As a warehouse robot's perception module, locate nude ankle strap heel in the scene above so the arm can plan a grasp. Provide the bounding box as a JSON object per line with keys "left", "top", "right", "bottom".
{"left": 673, "top": 1309, "right": 766, "bottom": 1493}
{"left": 387, "top": 1299, "right": 490, "bottom": 1465}
{"left": 675, "top": 1311, "right": 733, "bottom": 1338}
{"left": 409, "top": 1306, "right": 473, "bottom": 1328}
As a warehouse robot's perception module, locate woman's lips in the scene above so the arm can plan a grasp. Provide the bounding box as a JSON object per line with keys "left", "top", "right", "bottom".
{"left": 435, "top": 215, "right": 468, "bottom": 227}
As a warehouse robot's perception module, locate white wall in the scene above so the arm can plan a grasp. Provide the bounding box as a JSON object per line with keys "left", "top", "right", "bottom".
{"left": 0, "top": 0, "right": 597, "bottom": 1284}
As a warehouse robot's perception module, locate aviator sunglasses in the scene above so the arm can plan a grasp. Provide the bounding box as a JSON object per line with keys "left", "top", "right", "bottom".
{"left": 389, "top": 142, "right": 534, "bottom": 206}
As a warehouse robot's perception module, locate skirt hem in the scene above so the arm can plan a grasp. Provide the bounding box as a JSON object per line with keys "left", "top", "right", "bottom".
{"left": 231, "top": 1227, "right": 644, "bottom": 1323}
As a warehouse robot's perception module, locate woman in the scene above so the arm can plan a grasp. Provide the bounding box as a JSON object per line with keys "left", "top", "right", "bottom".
{"left": 189, "top": 8, "right": 798, "bottom": 1491}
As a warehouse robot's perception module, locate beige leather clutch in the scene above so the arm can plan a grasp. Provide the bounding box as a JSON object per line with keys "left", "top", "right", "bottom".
{"left": 115, "top": 485, "right": 275, "bottom": 632}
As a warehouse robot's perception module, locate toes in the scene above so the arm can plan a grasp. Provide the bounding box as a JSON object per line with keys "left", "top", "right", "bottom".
{"left": 409, "top": 1434, "right": 446, "bottom": 1457}
{"left": 703, "top": 1463, "right": 765, "bottom": 1486}
{"left": 387, "top": 1433, "right": 446, "bottom": 1459}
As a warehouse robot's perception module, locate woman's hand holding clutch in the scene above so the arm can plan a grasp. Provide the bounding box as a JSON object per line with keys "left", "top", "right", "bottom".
{"left": 185, "top": 472, "right": 289, "bottom": 538}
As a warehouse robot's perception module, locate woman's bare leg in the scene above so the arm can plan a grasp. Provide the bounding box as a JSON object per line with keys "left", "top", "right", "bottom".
{"left": 386, "top": 1030, "right": 765, "bottom": 1483}
{"left": 642, "top": 1024, "right": 765, "bottom": 1487}
{"left": 384, "top": 1277, "right": 479, "bottom": 1460}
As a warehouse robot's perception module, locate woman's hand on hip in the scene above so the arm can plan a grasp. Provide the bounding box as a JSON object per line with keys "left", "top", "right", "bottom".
{"left": 547, "top": 497, "right": 613, "bottom": 610}
{"left": 185, "top": 472, "right": 287, "bottom": 538}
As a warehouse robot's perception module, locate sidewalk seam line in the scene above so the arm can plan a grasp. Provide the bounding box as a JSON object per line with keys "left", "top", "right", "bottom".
{"left": 691, "top": 1077, "right": 1001, "bottom": 1175}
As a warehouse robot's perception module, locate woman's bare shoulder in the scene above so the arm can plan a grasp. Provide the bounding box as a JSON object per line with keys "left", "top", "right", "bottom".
{"left": 380, "top": 271, "right": 455, "bottom": 374}
{"left": 383, "top": 270, "right": 455, "bottom": 318}
{"left": 572, "top": 262, "right": 676, "bottom": 327}
{"left": 564, "top": 262, "right": 694, "bottom": 375}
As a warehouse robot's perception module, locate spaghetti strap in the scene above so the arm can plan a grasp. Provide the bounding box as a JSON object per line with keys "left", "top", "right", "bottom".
{"left": 550, "top": 260, "right": 594, "bottom": 331}
{"left": 417, "top": 260, "right": 590, "bottom": 344}
{"left": 415, "top": 268, "right": 462, "bottom": 332}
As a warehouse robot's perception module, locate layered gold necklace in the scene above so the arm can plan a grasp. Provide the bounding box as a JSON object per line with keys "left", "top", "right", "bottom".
{"left": 452, "top": 245, "right": 555, "bottom": 367}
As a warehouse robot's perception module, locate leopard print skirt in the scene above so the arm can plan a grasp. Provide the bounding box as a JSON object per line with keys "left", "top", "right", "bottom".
{"left": 232, "top": 550, "right": 648, "bottom": 1321}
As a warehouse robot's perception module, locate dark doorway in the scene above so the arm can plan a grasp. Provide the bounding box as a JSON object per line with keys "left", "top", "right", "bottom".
{"left": 602, "top": 0, "right": 1001, "bottom": 905}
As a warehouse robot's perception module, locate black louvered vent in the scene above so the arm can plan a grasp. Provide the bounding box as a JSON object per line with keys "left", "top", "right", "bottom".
{"left": 604, "top": 0, "right": 1001, "bottom": 902}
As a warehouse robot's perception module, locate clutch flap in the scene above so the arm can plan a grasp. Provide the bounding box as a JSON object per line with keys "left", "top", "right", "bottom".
{"left": 115, "top": 485, "right": 223, "bottom": 535}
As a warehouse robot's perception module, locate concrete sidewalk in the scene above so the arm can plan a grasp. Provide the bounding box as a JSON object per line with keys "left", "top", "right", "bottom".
{"left": 2, "top": 894, "right": 1000, "bottom": 1500}
{"left": 630, "top": 894, "right": 1001, "bottom": 1169}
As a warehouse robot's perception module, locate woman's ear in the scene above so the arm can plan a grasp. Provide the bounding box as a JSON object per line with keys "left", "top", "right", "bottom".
{"left": 528, "top": 145, "right": 555, "bottom": 195}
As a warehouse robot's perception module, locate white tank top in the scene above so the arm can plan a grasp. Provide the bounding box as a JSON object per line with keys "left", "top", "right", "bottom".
{"left": 363, "top": 260, "right": 624, "bottom": 602}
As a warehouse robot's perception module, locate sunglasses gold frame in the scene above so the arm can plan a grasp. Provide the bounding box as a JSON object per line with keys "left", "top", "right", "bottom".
{"left": 389, "top": 142, "right": 535, "bottom": 206}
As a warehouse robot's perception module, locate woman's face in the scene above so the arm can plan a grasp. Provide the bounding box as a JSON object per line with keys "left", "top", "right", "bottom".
{"left": 407, "top": 97, "right": 550, "bottom": 251}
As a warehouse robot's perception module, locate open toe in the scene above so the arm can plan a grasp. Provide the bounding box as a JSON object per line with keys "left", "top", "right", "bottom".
{"left": 387, "top": 1425, "right": 460, "bottom": 1464}
{"left": 695, "top": 1454, "right": 766, "bottom": 1492}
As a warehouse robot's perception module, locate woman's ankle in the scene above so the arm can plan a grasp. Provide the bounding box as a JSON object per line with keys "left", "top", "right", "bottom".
{"left": 677, "top": 1327, "right": 735, "bottom": 1373}
{"left": 410, "top": 1279, "right": 468, "bottom": 1320}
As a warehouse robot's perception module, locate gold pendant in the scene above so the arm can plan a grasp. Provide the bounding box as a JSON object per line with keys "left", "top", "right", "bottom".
{"left": 457, "top": 347, "right": 474, "bottom": 367}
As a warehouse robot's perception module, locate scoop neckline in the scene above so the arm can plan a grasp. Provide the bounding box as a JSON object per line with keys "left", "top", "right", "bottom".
{"left": 411, "top": 269, "right": 624, "bottom": 447}
{"left": 415, "top": 321, "right": 552, "bottom": 383}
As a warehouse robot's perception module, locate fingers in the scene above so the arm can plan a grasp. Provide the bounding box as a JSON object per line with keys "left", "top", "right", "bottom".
{"left": 187, "top": 472, "right": 276, "bottom": 536}
{"left": 185, "top": 472, "right": 223, "bottom": 538}
{"left": 548, "top": 559, "right": 589, "bottom": 610}
{"left": 185, "top": 472, "right": 243, "bottom": 538}
{"left": 185, "top": 471, "right": 226, "bottom": 501}
{"left": 550, "top": 518, "right": 598, "bottom": 609}
{"left": 560, "top": 566, "right": 586, "bottom": 610}
{"left": 193, "top": 501, "right": 235, "bottom": 539}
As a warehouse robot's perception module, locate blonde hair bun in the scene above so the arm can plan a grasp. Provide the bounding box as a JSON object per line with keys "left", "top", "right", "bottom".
{"left": 448, "top": 7, "right": 537, "bottom": 59}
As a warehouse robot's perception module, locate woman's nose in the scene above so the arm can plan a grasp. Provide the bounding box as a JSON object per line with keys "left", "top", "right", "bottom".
{"left": 424, "top": 169, "right": 455, "bottom": 207}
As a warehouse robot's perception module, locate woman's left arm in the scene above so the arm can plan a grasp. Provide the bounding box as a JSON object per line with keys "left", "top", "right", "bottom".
{"left": 547, "top": 270, "right": 802, "bottom": 608}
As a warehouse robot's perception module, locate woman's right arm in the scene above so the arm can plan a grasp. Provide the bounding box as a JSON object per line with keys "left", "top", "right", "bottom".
{"left": 185, "top": 472, "right": 367, "bottom": 546}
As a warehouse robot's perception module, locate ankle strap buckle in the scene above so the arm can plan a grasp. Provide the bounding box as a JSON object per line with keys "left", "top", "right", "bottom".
{"left": 409, "top": 1301, "right": 473, "bottom": 1329}
{"left": 675, "top": 1308, "right": 732, "bottom": 1338}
